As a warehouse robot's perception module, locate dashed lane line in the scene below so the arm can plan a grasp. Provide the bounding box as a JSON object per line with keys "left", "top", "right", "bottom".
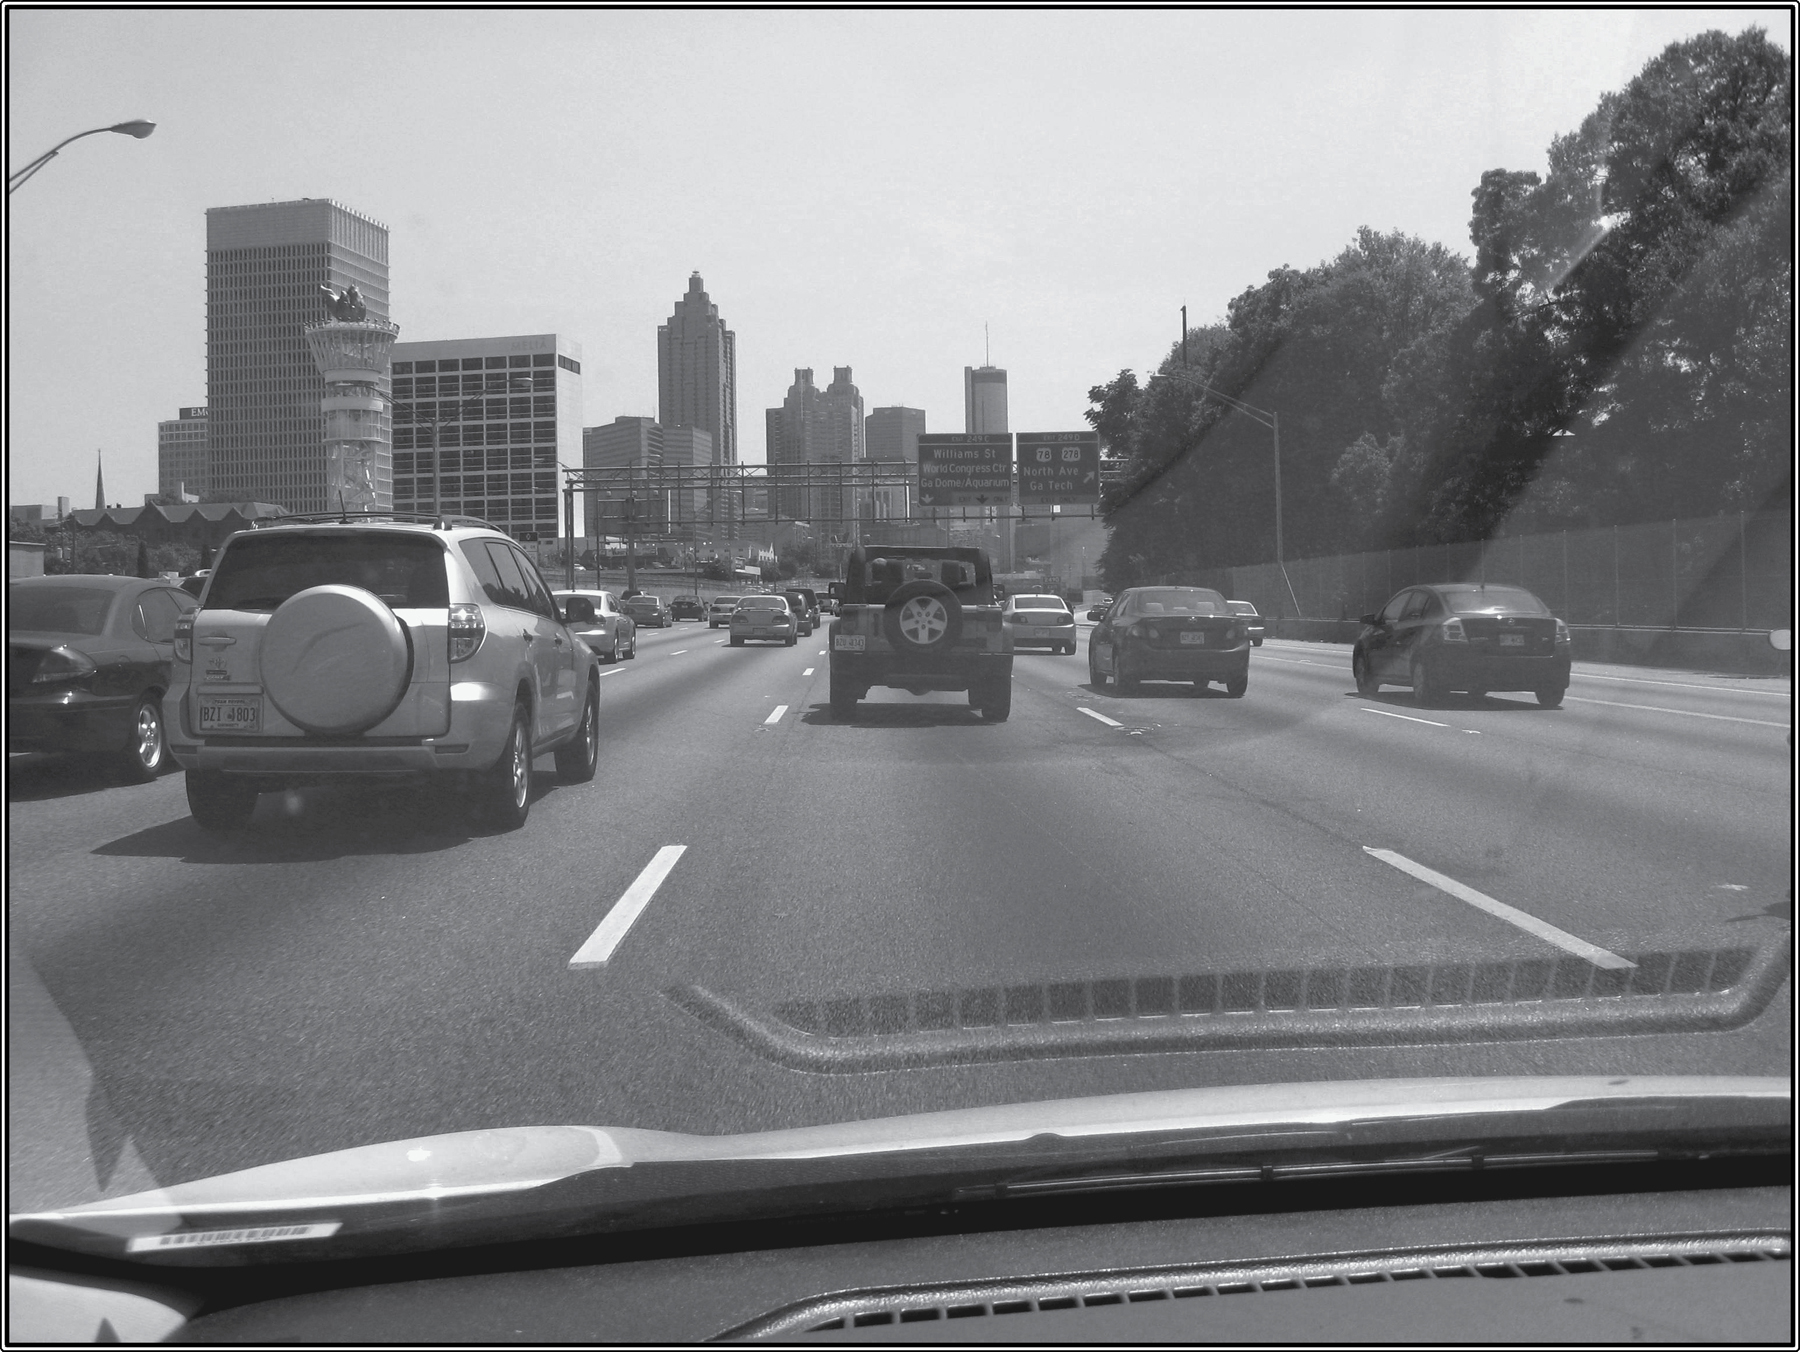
{"left": 1561, "top": 694, "right": 1789, "bottom": 728}
{"left": 568, "top": 846, "right": 687, "bottom": 969}
{"left": 1363, "top": 847, "right": 1634, "bottom": 970}
{"left": 803, "top": 667, "right": 814, "bottom": 676}
{"left": 764, "top": 704, "right": 789, "bottom": 725}
{"left": 1361, "top": 707, "right": 1449, "bottom": 728}
{"left": 670, "top": 649, "right": 688, "bottom": 656}
{"left": 1077, "top": 707, "right": 1123, "bottom": 728}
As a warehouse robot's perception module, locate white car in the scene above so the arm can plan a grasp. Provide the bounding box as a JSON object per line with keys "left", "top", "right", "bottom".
{"left": 1002, "top": 593, "right": 1079, "bottom": 654}
{"left": 552, "top": 588, "right": 637, "bottom": 663}
{"left": 167, "top": 516, "right": 602, "bottom": 834}
{"left": 707, "top": 595, "right": 742, "bottom": 627}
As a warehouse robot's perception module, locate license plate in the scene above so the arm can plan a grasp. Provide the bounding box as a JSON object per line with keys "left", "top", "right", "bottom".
{"left": 1180, "top": 631, "right": 1206, "bottom": 645}
{"left": 753, "top": 628, "right": 772, "bottom": 636}
{"left": 199, "top": 695, "right": 262, "bottom": 733}
{"left": 834, "top": 634, "right": 865, "bottom": 652}
{"left": 1499, "top": 633, "right": 1524, "bottom": 647}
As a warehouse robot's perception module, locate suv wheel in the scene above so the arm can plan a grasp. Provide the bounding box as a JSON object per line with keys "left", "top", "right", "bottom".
{"left": 976, "top": 677, "right": 1011, "bottom": 722}
{"left": 475, "top": 703, "right": 532, "bottom": 830}
{"left": 554, "top": 682, "right": 600, "bottom": 782}
{"left": 120, "top": 692, "right": 167, "bottom": 783}
{"left": 187, "top": 770, "right": 258, "bottom": 834}
{"left": 1535, "top": 686, "right": 1566, "bottom": 708}
{"left": 884, "top": 581, "right": 963, "bottom": 652}
{"left": 829, "top": 668, "right": 858, "bottom": 720}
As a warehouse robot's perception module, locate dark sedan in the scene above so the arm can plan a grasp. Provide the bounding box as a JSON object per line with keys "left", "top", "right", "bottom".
{"left": 668, "top": 595, "right": 706, "bottom": 621}
{"left": 8, "top": 575, "right": 198, "bottom": 780}
{"left": 1088, "top": 586, "right": 1251, "bottom": 696}
{"left": 1353, "top": 583, "right": 1571, "bottom": 707}
{"left": 622, "top": 594, "right": 670, "bottom": 627}
{"left": 1227, "top": 599, "right": 1266, "bottom": 646}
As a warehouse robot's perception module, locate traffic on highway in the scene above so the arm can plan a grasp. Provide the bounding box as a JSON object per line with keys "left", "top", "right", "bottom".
{"left": 7, "top": 11, "right": 1793, "bottom": 1345}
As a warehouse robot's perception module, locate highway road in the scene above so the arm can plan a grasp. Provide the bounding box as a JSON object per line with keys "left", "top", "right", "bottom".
{"left": 8, "top": 619, "right": 1792, "bottom": 1212}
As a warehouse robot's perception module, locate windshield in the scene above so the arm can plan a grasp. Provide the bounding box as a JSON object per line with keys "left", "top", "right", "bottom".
{"left": 7, "top": 584, "right": 118, "bottom": 635}
{"left": 8, "top": 10, "right": 1790, "bottom": 1284}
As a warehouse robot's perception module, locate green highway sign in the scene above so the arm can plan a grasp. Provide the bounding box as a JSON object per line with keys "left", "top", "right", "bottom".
{"left": 918, "top": 433, "right": 1013, "bottom": 507}
{"left": 1016, "top": 431, "right": 1101, "bottom": 505}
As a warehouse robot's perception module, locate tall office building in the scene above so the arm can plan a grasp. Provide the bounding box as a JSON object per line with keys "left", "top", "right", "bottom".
{"left": 964, "top": 365, "right": 1008, "bottom": 434}
{"left": 157, "top": 407, "right": 209, "bottom": 498}
{"left": 389, "top": 334, "right": 583, "bottom": 544}
{"left": 657, "top": 273, "right": 737, "bottom": 466}
{"left": 583, "top": 416, "right": 663, "bottom": 539}
{"left": 865, "top": 405, "right": 925, "bottom": 520}
{"left": 206, "top": 199, "right": 390, "bottom": 512}
{"left": 660, "top": 426, "right": 714, "bottom": 527}
{"left": 766, "top": 366, "right": 864, "bottom": 525}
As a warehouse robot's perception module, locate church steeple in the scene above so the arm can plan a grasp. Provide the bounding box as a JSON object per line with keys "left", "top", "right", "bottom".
{"left": 95, "top": 450, "right": 106, "bottom": 510}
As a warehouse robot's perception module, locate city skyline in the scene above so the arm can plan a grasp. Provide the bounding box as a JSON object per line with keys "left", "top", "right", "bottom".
{"left": 10, "top": 11, "right": 1780, "bottom": 508}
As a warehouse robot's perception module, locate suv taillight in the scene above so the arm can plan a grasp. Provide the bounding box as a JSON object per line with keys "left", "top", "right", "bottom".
{"left": 448, "top": 603, "right": 486, "bottom": 661}
{"left": 173, "top": 613, "right": 194, "bottom": 663}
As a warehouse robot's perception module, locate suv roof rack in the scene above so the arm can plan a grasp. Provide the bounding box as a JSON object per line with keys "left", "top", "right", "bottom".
{"left": 258, "top": 511, "right": 504, "bottom": 533}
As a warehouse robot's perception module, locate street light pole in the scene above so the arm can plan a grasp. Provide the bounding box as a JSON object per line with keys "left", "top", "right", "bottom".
{"left": 8, "top": 120, "right": 156, "bottom": 193}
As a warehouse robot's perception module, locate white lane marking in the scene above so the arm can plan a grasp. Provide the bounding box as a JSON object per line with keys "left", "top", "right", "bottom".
{"left": 1361, "top": 706, "right": 1449, "bottom": 728}
{"left": 715, "top": 639, "right": 727, "bottom": 644}
{"left": 1078, "top": 707, "right": 1123, "bottom": 728}
{"left": 1578, "top": 671, "right": 1791, "bottom": 698}
{"left": 569, "top": 846, "right": 687, "bottom": 969}
{"left": 819, "top": 648, "right": 827, "bottom": 655}
{"left": 670, "top": 649, "right": 688, "bottom": 656}
{"left": 1363, "top": 847, "right": 1634, "bottom": 970}
{"left": 1561, "top": 695, "right": 1789, "bottom": 728}
{"left": 599, "top": 668, "right": 628, "bottom": 677}
{"left": 1255, "top": 654, "right": 1345, "bottom": 668}
{"left": 803, "top": 667, "right": 815, "bottom": 676}
{"left": 764, "top": 704, "right": 789, "bottom": 724}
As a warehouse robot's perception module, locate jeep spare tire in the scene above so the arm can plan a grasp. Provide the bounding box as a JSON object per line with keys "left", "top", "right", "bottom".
{"left": 883, "top": 580, "right": 963, "bottom": 651}
{"left": 261, "top": 585, "right": 413, "bottom": 734}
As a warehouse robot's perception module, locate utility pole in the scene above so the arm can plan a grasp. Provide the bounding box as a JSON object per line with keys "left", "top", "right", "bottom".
{"left": 1181, "top": 305, "right": 1187, "bottom": 367}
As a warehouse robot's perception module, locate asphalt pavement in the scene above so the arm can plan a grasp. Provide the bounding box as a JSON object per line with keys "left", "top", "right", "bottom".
{"left": 8, "top": 618, "right": 1792, "bottom": 1211}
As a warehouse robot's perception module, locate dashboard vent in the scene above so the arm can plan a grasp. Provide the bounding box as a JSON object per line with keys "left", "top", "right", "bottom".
{"left": 718, "top": 1237, "right": 1790, "bottom": 1339}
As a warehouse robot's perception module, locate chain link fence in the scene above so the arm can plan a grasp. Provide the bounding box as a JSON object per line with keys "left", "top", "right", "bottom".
{"left": 1167, "top": 511, "right": 1791, "bottom": 629}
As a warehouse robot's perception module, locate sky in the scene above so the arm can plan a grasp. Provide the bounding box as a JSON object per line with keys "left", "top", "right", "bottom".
{"left": 6, "top": 8, "right": 1787, "bottom": 512}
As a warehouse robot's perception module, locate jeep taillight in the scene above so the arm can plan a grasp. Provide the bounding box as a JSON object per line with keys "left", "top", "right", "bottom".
{"left": 173, "top": 613, "right": 194, "bottom": 663}
{"left": 448, "top": 603, "right": 486, "bottom": 661}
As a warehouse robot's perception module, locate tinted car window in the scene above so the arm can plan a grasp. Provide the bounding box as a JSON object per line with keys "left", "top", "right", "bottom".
{"left": 1400, "top": 590, "right": 1433, "bottom": 621}
{"left": 8, "top": 585, "right": 118, "bottom": 635}
{"left": 1443, "top": 587, "right": 1551, "bottom": 615}
{"left": 1379, "top": 592, "right": 1410, "bottom": 624}
{"left": 460, "top": 540, "right": 507, "bottom": 606}
{"left": 205, "top": 535, "right": 450, "bottom": 611}
{"left": 1132, "top": 588, "right": 1229, "bottom": 615}
{"left": 480, "top": 542, "right": 534, "bottom": 612}
{"left": 133, "top": 589, "right": 185, "bottom": 643}
{"left": 506, "top": 547, "right": 558, "bottom": 620}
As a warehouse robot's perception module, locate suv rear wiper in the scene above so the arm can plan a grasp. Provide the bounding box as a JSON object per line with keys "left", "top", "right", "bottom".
{"left": 12, "top": 1076, "right": 1786, "bottom": 1265}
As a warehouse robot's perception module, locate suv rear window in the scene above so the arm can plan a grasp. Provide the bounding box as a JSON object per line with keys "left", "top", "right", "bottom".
{"left": 208, "top": 534, "right": 450, "bottom": 611}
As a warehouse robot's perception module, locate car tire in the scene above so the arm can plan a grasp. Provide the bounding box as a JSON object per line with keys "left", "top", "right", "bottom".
{"left": 976, "top": 678, "right": 1011, "bottom": 722}
{"left": 829, "top": 668, "right": 858, "bottom": 720}
{"left": 1116, "top": 658, "right": 1139, "bottom": 695}
{"left": 1353, "top": 651, "right": 1380, "bottom": 697}
{"left": 119, "top": 692, "right": 167, "bottom": 783}
{"left": 785, "top": 635, "right": 797, "bottom": 646}
{"left": 474, "top": 703, "right": 532, "bottom": 831}
{"left": 603, "top": 636, "right": 619, "bottom": 664}
{"left": 1412, "top": 656, "right": 1440, "bottom": 708}
{"left": 186, "top": 769, "right": 258, "bottom": 834}
{"left": 554, "top": 682, "right": 599, "bottom": 783}
{"left": 1536, "top": 686, "right": 1566, "bottom": 708}
{"left": 884, "top": 580, "right": 963, "bottom": 652}
{"left": 1224, "top": 669, "right": 1248, "bottom": 699}
{"left": 1088, "top": 647, "right": 1101, "bottom": 686}
{"left": 730, "top": 636, "right": 744, "bottom": 646}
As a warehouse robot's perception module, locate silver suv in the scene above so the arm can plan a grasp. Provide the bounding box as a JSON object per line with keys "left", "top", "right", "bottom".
{"left": 166, "top": 515, "right": 601, "bottom": 833}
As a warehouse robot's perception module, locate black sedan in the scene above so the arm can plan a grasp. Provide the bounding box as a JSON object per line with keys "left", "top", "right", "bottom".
{"left": 668, "top": 595, "right": 706, "bottom": 621}
{"left": 1353, "top": 583, "right": 1571, "bottom": 707}
{"left": 1088, "top": 586, "right": 1251, "bottom": 696}
{"left": 8, "top": 575, "right": 198, "bottom": 780}
{"left": 622, "top": 594, "right": 670, "bottom": 627}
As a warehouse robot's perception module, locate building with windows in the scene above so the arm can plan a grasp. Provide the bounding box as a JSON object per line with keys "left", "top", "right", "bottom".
{"left": 865, "top": 405, "right": 926, "bottom": 521}
{"left": 767, "top": 367, "right": 864, "bottom": 525}
{"left": 158, "top": 406, "right": 209, "bottom": 499}
{"left": 964, "top": 365, "right": 1008, "bottom": 434}
{"left": 389, "top": 334, "right": 583, "bottom": 544}
{"left": 657, "top": 273, "right": 737, "bottom": 467}
{"left": 583, "top": 416, "right": 663, "bottom": 540}
{"left": 205, "top": 199, "right": 390, "bottom": 512}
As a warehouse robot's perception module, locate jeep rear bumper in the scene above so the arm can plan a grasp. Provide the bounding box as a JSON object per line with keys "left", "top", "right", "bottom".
{"left": 831, "top": 649, "right": 1011, "bottom": 693}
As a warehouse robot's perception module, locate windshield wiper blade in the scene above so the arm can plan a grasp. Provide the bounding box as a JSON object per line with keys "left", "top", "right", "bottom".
{"left": 11, "top": 1076, "right": 1787, "bottom": 1264}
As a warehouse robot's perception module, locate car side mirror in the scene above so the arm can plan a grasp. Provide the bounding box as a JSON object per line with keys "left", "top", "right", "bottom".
{"left": 562, "top": 597, "right": 596, "bottom": 624}
{"left": 1360, "top": 613, "right": 1379, "bottom": 626}
{"left": 1771, "top": 629, "right": 1792, "bottom": 651}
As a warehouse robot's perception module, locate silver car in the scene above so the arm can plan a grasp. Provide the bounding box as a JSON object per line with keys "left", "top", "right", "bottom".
{"left": 1003, "top": 592, "right": 1078, "bottom": 654}
{"left": 730, "top": 595, "right": 797, "bottom": 646}
{"left": 707, "top": 595, "right": 742, "bottom": 627}
{"left": 166, "top": 517, "right": 602, "bottom": 834}
{"left": 553, "top": 589, "right": 638, "bottom": 663}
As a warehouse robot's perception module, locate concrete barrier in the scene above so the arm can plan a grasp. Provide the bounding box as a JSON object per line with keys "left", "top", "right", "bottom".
{"left": 1268, "top": 619, "right": 1792, "bottom": 678}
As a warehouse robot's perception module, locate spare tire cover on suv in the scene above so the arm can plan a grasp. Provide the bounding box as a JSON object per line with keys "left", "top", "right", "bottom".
{"left": 261, "top": 585, "right": 413, "bottom": 734}
{"left": 883, "top": 580, "right": 963, "bottom": 651}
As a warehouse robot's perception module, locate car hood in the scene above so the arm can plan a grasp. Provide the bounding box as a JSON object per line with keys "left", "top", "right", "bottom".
{"left": 11, "top": 1076, "right": 1785, "bottom": 1264}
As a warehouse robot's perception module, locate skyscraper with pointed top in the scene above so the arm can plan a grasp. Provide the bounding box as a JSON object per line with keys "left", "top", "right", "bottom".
{"left": 657, "top": 273, "right": 737, "bottom": 467}
{"left": 94, "top": 450, "right": 105, "bottom": 510}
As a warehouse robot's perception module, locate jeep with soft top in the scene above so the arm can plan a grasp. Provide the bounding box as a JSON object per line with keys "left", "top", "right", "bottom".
{"left": 827, "top": 545, "right": 1013, "bottom": 721}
